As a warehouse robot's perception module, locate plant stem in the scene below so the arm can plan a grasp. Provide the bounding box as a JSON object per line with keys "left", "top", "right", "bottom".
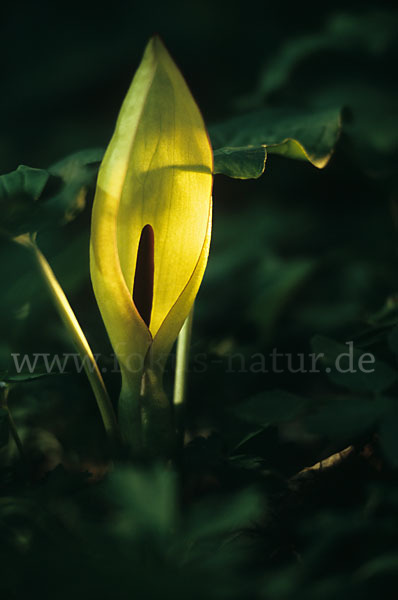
{"left": 15, "top": 234, "right": 119, "bottom": 441}
{"left": 173, "top": 306, "right": 194, "bottom": 407}
{"left": 0, "top": 384, "right": 25, "bottom": 461}
{"left": 141, "top": 367, "right": 175, "bottom": 459}
{"left": 173, "top": 306, "right": 194, "bottom": 446}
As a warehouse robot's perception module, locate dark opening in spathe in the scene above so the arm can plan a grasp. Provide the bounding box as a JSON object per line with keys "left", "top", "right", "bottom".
{"left": 133, "top": 224, "right": 154, "bottom": 328}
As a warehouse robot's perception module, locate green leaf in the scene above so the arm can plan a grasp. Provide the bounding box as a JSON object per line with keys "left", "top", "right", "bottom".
{"left": 186, "top": 489, "right": 262, "bottom": 541}
{"left": 0, "top": 371, "right": 54, "bottom": 383}
{"left": 210, "top": 107, "right": 342, "bottom": 179}
{"left": 0, "top": 165, "right": 49, "bottom": 200}
{"left": 311, "top": 335, "right": 396, "bottom": 393}
{"left": 49, "top": 148, "right": 103, "bottom": 174}
{"left": 213, "top": 146, "right": 267, "bottom": 178}
{"left": 0, "top": 166, "right": 49, "bottom": 236}
{"left": 44, "top": 148, "right": 104, "bottom": 226}
{"left": 107, "top": 466, "right": 176, "bottom": 538}
{"left": 304, "top": 396, "right": 386, "bottom": 440}
{"left": 0, "top": 150, "right": 102, "bottom": 237}
{"left": 233, "top": 389, "right": 308, "bottom": 426}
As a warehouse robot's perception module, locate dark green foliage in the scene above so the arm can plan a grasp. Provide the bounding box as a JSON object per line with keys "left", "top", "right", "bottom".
{"left": 233, "top": 390, "right": 309, "bottom": 426}
{"left": 311, "top": 335, "right": 396, "bottom": 393}
{"left": 211, "top": 107, "right": 342, "bottom": 177}
{"left": 0, "top": 150, "right": 102, "bottom": 237}
{"left": 0, "top": 165, "right": 49, "bottom": 236}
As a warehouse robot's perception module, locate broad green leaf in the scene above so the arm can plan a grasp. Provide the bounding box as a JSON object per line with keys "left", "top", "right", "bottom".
{"left": 311, "top": 335, "right": 396, "bottom": 393}
{"left": 43, "top": 148, "right": 104, "bottom": 226}
{"left": 233, "top": 389, "right": 309, "bottom": 426}
{"left": 213, "top": 146, "right": 267, "bottom": 179}
{"left": 0, "top": 166, "right": 49, "bottom": 236}
{"left": 0, "top": 151, "right": 101, "bottom": 237}
{"left": 210, "top": 107, "right": 342, "bottom": 179}
{"left": 49, "top": 148, "right": 103, "bottom": 174}
{"left": 0, "top": 230, "right": 89, "bottom": 318}
{"left": 0, "top": 165, "right": 49, "bottom": 201}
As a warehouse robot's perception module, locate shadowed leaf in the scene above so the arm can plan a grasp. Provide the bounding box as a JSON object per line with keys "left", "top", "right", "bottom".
{"left": 233, "top": 389, "right": 309, "bottom": 426}
{"left": 210, "top": 107, "right": 342, "bottom": 178}
{"left": 311, "top": 335, "right": 396, "bottom": 393}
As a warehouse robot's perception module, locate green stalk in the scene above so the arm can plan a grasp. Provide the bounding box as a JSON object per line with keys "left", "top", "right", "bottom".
{"left": 141, "top": 367, "right": 175, "bottom": 459}
{"left": 15, "top": 234, "right": 118, "bottom": 440}
{"left": 0, "top": 384, "right": 25, "bottom": 461}
{"left": 173, "top": 306, "right": 194, "bottom": 407}
{"left": 173, "top": 307, "right": 194, "bottom": 446}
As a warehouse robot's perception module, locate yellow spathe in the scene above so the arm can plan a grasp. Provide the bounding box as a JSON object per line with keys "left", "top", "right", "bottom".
{"left": 90, "top": 36, "right": 213, "bottom": 407}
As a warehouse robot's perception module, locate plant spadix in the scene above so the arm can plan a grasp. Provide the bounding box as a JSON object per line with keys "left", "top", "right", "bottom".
{"left": 90, "top": 37, "right": 213, "bottom": 453}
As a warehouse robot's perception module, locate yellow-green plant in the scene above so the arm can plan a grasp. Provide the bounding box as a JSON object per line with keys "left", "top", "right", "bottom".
{"left": 90, "top": 37, "right": 213, "bottom": 455}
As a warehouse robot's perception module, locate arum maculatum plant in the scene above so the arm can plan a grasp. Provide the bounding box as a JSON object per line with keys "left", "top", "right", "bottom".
{"left": 90, "top": 37, "right": 213, "bottom": 457}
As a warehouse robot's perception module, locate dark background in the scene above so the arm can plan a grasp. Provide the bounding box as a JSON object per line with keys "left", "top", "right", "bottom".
{"left": 0, "top": 0, "right": 390, "bottom": 170}
{"left": 1, "top": 2, "right": 398, "bottom": 599}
